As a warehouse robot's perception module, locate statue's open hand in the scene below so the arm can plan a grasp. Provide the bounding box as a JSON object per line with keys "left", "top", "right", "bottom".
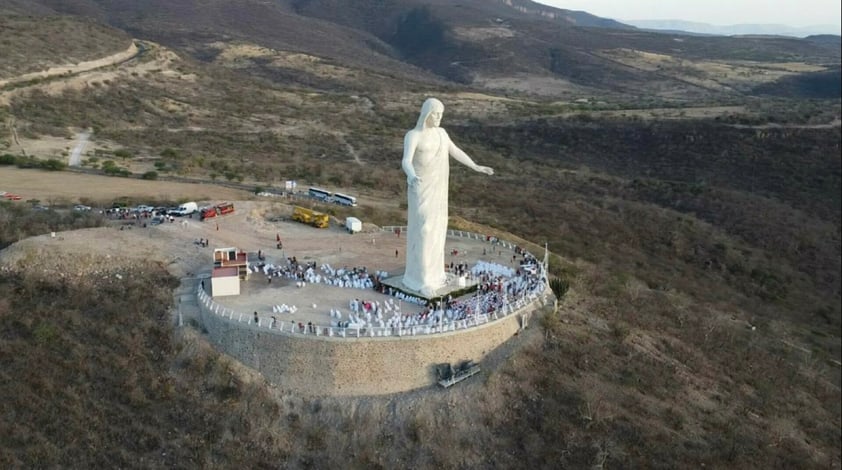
{"left": 407, "top": 175, "right": 422, "bottom": 186}
{"left": 475, "top": 165, "right": 494, "bottom": 176}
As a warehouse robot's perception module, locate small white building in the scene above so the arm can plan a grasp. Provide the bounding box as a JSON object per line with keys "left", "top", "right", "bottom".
{"left": 210, "top": 247, "right": 249, "bottom": 297}
{"left": 213, "top": 247, "right": 249, "bottom": 279}
{"left": 211, "top": 266, "right": 240, "bottom": 297}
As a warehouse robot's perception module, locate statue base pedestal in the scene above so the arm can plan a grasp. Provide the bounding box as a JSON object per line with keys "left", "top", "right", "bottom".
{"left": 380, "top": 273, "right": 477, "bottom": 301}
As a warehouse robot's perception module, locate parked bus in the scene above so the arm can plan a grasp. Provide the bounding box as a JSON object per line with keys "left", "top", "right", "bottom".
{"left": 216, "top": 201, "right": 235, "bottom": 215}
{"left": 200, "top": 202, "right": 235, "bottom": 221}
{"left": 332, "top": 192, "right": 357, "bottom": 207}
{"left": 308, "top": 187, "right": 331, "bottom": 201}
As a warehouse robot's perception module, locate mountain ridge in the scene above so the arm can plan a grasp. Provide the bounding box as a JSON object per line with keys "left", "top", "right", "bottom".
{"left": 623, "top": 19, "right": 842, "bottom": 38}
{"left": 3, "top": 0, "right": 838, "bottom": 99}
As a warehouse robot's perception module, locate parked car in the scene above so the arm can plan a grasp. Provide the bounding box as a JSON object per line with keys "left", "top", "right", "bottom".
{"left": 173, "top": 201, "right": 198, "bottom": 216}
{"left": 73, "top": 204, "right": 92, "bottom": 212}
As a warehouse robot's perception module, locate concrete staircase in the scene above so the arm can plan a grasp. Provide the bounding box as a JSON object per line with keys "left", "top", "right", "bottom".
{"left": 173, "top": 276, "right": 205, "bottom": 327}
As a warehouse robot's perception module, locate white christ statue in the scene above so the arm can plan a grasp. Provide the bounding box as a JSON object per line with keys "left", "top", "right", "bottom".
{"left": 401, "top": 98, "right": 494, "bottom": 297}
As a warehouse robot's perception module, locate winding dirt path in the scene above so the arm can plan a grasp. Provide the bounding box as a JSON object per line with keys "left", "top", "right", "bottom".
{"left": 338, "top": 134, "right": 364, "bottom": 165}
{"left": 0, "top": 42, "right": 139, "bottom": 90}
{"left": 726, "top": 118, "right": 842, "bottom": 129}
{"left": 0, "top": 42, "right": 142, "bottom": 108}
{"left": 68, "top": 131, "right": 90, "bottom": 166}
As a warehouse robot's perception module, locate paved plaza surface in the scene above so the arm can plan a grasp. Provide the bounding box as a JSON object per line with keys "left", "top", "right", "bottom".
{"left": 206, "top": 223, "right": 524, "bottom": 329}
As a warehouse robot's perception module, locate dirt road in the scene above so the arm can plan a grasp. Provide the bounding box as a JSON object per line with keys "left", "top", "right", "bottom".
{"left": 68, "top": 131, "right": 90, "bottom": 166}
{"left": 0, "top": 42, "right": 139, "bottom": 90}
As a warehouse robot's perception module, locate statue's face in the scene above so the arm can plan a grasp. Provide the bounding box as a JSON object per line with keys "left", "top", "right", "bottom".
{"left": 427, "top": 109, "right": 442, "bottom": 127}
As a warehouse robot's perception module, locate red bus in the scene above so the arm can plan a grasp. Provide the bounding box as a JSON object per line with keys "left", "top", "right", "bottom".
{"left": 216, "top": 202, "right": 234, "bottom": 215}
{"left": 200, "top": 202, "right": 235, "bottom": 221}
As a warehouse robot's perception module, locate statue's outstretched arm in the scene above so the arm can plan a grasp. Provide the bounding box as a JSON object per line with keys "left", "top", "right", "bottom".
{"left": 402, "top": 131, "right": 422, "bottom": 186}
{"left": 448, "top": 134, "right": 494, "bottom": 176}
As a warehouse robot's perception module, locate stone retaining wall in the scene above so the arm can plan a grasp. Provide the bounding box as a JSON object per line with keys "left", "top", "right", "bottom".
{"left": 198, "top": 294, "right": 540, "bottom": 395}
{"left": 197, "top": 227, "right": 549, "bottom": 395}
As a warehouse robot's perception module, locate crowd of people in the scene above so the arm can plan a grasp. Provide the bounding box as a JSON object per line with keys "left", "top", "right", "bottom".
{"left": 287, "top": 257, "right": 544, "bottom": 335}
{"left": 208, "top": 238, "right": 547, "bottom": 337}
{"left": 250, "top": 257, "right": 380, "bottom": 291}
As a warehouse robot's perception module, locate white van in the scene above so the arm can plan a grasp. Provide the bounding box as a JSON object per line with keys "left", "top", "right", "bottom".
{"left": 345, "top": 217, "right": 362, "bottom": 234}
{"left": 175, "top": 201, "right": 198, "bottom": 216}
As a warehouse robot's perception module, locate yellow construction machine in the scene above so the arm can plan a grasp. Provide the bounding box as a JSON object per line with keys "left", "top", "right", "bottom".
{"left": 291, "top": 206, "right": 329, "bottom": 228}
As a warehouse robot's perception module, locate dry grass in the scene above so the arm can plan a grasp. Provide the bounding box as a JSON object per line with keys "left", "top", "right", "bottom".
{"left": 0, "top": 16, "right": 132, "bottom": 80}
{"left": 596, "top": 48, "right": 829, "bottom": 93}
{"left": 0, "top": 259, "right": 838, "bottom": 469}
{"left": 0, "top": 167, "right": 250, "bottom": 203}
{"left": 0, "top": 168, "right": 839, "bottom": 468}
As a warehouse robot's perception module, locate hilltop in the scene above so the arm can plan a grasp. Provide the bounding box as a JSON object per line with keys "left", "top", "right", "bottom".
{"left": 0, "top": 4, "right": 839, "bottom": 469}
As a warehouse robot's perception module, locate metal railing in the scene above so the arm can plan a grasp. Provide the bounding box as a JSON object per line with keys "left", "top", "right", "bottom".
{"left": 196, "top": 229, "right": 549, "bottom": 340}
{"left": 197, "top": 285, "right": 544, "bottom": 339}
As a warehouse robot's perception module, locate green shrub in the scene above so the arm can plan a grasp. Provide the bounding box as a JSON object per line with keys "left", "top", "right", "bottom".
{"left": 42, "top": 158, "right": 66, "bottom": 171}
{"left": 103, "top": 165, "right": 131, "bottom": 177}
{"left": 142, "top": 171, "right": 158, "bottom": 180}
{"left": 15, "top": 156, "right": 39, "bottom": 168}
{"left": 114, "top": 149, "right": 132, "bottom": 159}
{"left": 33, "top": 322, "right": 60, "bottom": 345}
{"left": 161, "top": 148, "right": 178, "bottom": 159}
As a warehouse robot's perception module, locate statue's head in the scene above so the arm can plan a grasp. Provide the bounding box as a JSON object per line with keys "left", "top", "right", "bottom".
{"left": 416, "top": 98, "right": 444, "bottom": 130}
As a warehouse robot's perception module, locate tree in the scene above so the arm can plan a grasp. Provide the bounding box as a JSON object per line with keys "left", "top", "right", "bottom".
{"left": 114, "top": 149, "right": 132, "bottom": 159}
{"left": 549, "top": 277, "right": 570, "bottom": 314}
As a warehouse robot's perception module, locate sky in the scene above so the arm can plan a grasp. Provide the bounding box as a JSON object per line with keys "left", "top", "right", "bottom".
{"left": 534, "top": 0, "right": 842, "bottom": 28}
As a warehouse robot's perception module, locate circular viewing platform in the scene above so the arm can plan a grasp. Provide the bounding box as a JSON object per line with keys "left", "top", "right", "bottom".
{"left": 197, "top": 225, "right": 550, "bottom": 395}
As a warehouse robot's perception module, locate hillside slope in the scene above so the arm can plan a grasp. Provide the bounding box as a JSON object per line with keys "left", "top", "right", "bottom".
{"left": 0, "top": 203, "right": 839, "bottom": 468}
{"left": 0, "top": 16, "right": 132, "bottom": 79}
{"left": 0, "top": 5, "right": 839, "bottom": 469}
{"left": 5, "top": 0, "right": 839, "bottom": 99}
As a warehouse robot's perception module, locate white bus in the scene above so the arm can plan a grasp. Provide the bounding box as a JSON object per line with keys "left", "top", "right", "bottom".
{"left": 308, "top": 187, "right": 331, "bottom": 201}
{"left": 332, "top": 192, "right": 357, "bottom": 207}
